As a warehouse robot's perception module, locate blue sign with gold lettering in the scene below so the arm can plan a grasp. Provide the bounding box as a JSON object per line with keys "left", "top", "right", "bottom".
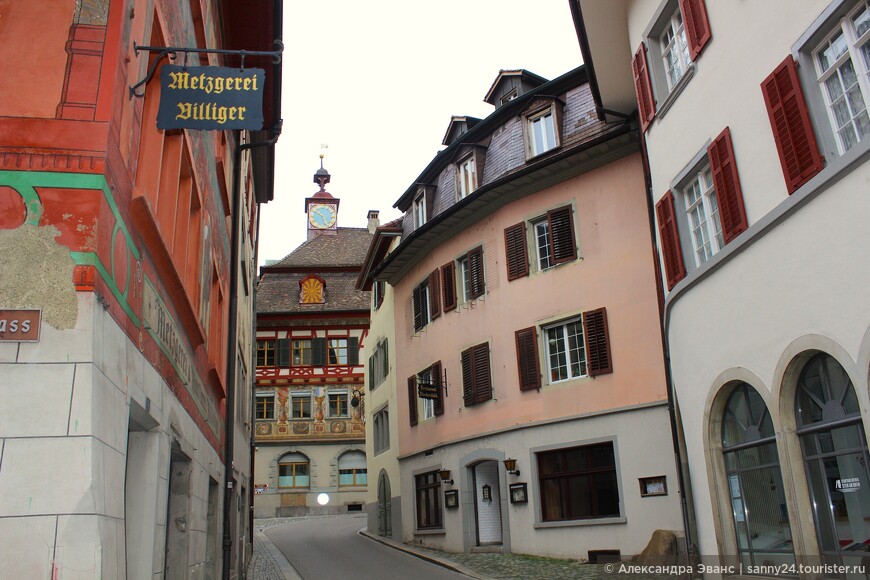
{"left": 157, "top": 65, "right": 265, "bottom": 130}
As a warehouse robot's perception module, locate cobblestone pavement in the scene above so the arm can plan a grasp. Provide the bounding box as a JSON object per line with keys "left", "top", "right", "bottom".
{"left": 250, "top": 517, "right": 673, "bottom": 580}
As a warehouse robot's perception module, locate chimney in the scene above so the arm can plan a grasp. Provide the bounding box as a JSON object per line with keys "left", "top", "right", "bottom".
{"left": 367, "top": 210, "right": 380, "bottom": 233}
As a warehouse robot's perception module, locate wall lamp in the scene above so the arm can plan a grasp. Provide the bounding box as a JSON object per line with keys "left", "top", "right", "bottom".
{"left": 439, "top": 469, "right": 454, "bottom": 485}
{"left": 503, "top": 458, "right": 520, "bottom": 477}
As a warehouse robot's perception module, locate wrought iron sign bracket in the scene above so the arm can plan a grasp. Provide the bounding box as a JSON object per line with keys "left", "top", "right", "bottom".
{"left": 129, "top": 40, "right": 284, "bottom": 98}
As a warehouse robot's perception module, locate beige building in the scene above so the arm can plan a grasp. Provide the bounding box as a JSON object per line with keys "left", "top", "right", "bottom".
{"left": 253, "top": 164, "right": 372, "bottom": 517}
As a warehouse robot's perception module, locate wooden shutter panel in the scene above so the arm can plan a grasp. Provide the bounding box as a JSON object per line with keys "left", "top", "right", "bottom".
{"left": 467, "top": 246, "right": 485, "bottom": 299}
{"left": 429, "top": 269, "right": 441, "bottom": 319}
{"left": 504, "top": 222, "right": 529, "bottom": 281}
{"left": 472, "top": 343, "right": 492, "bottom": 403}
{"left": 432, "top": 360, "right": 444, "bottom": 416}
{"left": 412, "top": 284, "right": 423, "bottom": 331}
{"left": 368, "top": 353, "right": 375, "bottom": 388}
{"left": 632, "top": 43, "right": 656, "bottom": 132}
{"left": 583, "top": 307, "right": 613, "bottom": 376}
{"left": 441, "top": 262, "right": 457, "bottom": 311}
{"left": 276, "top": 339, "right": 291, "bottom": 367}
{"left": 407, "top": 376, "right": 418, "bottom": 426}
{"left": 680, "top": 0, "right": 711, "bottom": 61}
{"left": 461, "top": 348, "right": 474, "bottom": 407}
{"left": 707, "top": 127, "right": 748, "bottom": 244}
{"left": 655, "top": 191, "right": 687, "bottom": 290}
{"left": 348, "top": 337, "right": 359, "bottom": 365}
{"left": 547, "top": 206, "right": 577, "bottom": 264}
{"left": 375, "top": 281, "right": 385, "bottom": 309}
{"left": 515, "top": 327, "right": 541, "bottom": 391}
{"left": 312, "top": 338, "right": 327, "bottom": 366}
{"left": 761, "top": 56, "right": 823, "bottom": 194}
{"left": 382, "top": 338, "right": 389, "bottom": 379}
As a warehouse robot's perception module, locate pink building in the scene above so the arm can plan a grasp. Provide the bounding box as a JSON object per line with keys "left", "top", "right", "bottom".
{"left": 362, "top": 67, "right": 684, "bottom": 559}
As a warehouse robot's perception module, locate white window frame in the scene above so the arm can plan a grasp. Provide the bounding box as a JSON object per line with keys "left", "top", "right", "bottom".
{"left": 543, "top": 317, "right": 587, "bottom": 384}
{"left": 533, "top": 219, "right": 553, "bottom": 271}
{"left": 528, "top": 108, "right": 557, "bottom": 157}
{"left": 681, "top": 164, "right": 724, "bottom": 267}
{"left": 419, "top": 368, "right": 435, "bottom": 420}
{"left": 457, "top": 155, "right": 477, "bottom": 199}
{"left": 643, "top": 0, "right": 697, "bottom": 118}
{"left": 659, "top": 7, "right": 691, "bottom": 91}
{"left": 812, "top": 1, "right": 870, "bottom": 154}
{"left": 457, "top": 256, "right": 471, "bottom": 303}
{"left": 413, "top": 190, "right": 427, "bottom": 228}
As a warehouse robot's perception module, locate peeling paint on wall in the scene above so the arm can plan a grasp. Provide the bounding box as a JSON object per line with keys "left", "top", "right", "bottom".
{"left": 0, "top": 224, "right": 78, "bottom": 330}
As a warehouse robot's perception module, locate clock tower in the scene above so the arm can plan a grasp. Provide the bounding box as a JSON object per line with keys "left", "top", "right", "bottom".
{"left": 305, "top": 155, "right": 340, "bottom": 240}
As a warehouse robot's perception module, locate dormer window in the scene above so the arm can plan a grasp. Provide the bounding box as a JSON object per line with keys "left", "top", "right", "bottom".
{"left": 413, "top": 190, "right": 427, "bottom": 228}
{"left": 522, "top": 97, "right": 564, "bottom": 161}
{"left": 500, "top": 88, "right": 518, "bottom": 106}
{"left": 457, "top": 155, "right": 477, "bottom": 199}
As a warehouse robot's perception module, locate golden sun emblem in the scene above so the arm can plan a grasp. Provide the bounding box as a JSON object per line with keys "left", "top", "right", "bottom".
{"left": 300, "top": 277, "right": 324, "bottom": 304}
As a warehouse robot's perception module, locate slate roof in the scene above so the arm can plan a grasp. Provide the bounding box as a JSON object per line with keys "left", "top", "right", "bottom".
{"left": 269, "top": 227, "right": 373, "bottom": 268}
{"left": 256, "top": 227, "right": 373, "bottom": 314}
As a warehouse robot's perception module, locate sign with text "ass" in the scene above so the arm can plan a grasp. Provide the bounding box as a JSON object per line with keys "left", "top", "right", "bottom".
{"left": 0, "top": 309, "right": 41, "bottom": 342}
{"left": 158, "top": 65, "right": 265, "bottom": 131}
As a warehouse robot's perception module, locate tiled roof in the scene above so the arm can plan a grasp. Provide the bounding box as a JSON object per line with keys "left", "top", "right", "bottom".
{"left": 256, "top": 271, "right": 369, "bottom": 314}
{"left": 269, "top": 227, "right": 373, "bottom": 268}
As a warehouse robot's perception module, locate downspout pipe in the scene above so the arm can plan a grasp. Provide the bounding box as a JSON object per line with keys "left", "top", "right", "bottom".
{"left": 222, "top": 123, "right": 281, "bottom": 580}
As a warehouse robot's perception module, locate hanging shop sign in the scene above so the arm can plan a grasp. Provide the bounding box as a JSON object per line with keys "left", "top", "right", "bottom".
{"left": 0, "top": 309, "right": 41, "bottom": 342}
{"left": 157, "top": 65, "right": 265, "bottom": 131}
{"left": 417, "top": 379, "right": 441, "bottom": 400}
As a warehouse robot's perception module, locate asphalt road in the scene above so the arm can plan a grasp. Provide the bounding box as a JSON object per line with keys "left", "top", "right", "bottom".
{"left": 265, "top": 514, "right": 469, "bottom": 580}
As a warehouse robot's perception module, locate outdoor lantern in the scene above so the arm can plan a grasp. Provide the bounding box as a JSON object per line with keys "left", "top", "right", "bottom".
{"left": 482, "top": 483, "right": 492, "bottom": 501}
{"left": 503, "top": 458, "right": 520, "bottom": 477}
{"left": 439, "top": 469, "right": 454, "bottom": 485}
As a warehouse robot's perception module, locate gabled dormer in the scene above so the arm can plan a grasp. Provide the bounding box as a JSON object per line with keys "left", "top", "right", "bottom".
{"left": 441, "top": 115, "right": 481, "bottom": 146}
{"left": 483, "top": 69, "right": 549, "bottom": 108}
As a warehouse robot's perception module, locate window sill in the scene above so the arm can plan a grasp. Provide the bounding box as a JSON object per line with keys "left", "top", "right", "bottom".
{"left": 534, "top": 516, "right": 626, "bottom": 529}
{"left": 655, "top": 63, "right": 696, "bottom": 121}
{"left": 414, "top": 528, "right": 446, "bottom": 536}
{"left": 525, "top": 145, "right": 562, "bottom": 163}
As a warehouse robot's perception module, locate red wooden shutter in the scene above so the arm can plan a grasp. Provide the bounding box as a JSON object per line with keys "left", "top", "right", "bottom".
{"left": 429, "top": 269, "right": 441, "bottom": 319}
{"left": 432, "top": 360, "right": 444, "bottom": 416}
{"left": 461, "top": 348, "right": 474, "bottom": 407}
{"left": 472, "top": 343, "right": 492, "bottom": 403}
{"left": 547, "top": 205, "right": 577, "bottom": 264}
{"left": 680, "top": 0, "right": 711, "bottom": 61}
{"left": 467, "top": 246, "right": 485, "bottom": 299}
{"left": 655, "top": 191, "right": 686, "bottom": 290}
{"left": 761, "top": 56, "right": 824, "bottom": 194}
{"left": 707, "top": 127, "right": 748, "bottom": 244}
{"left": 515, "top": 327, "right": 541, "bottom": 391}
{"left": 408, "top": 376, "right": 418, "bottom": 426}
{"left": 441, "top": 262, "right": 457, "bottom": 311}
{"left": 504, "top": 222, "right": 529, "bottom": 281}
{"left": 583, "top": 307, "right": 612, "bottom": 376}
{"left": 632, "top": 43, "right": 656, "bottom": 132}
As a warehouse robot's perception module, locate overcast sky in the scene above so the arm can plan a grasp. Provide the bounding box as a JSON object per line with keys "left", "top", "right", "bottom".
{"left": 257, "top": 0, "right": 585, "bottom": 266}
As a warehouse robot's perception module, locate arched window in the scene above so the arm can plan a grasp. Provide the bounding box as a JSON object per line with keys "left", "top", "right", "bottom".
{"left": 796, "top": 353, "right": 870, "bottom": 562}
{"left": 338, "top": 451, "right": 367, "bottom": 486}
{"left": 722, "top": 382, "right": 794, "bottom": 568}
{"left": 278, "top": 453, "right": 309, "bottom": 489}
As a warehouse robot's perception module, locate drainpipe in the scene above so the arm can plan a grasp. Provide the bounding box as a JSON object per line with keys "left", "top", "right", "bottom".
{"left": 223, "top": 124, "right": 281, "bottom": 580}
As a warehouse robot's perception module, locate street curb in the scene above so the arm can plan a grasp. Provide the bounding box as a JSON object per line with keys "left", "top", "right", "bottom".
{"left": 357, "top": 527, "right": 495, "bottom": 580}
{"left": 255, "top": 529, "right": 304, "bottom": 580}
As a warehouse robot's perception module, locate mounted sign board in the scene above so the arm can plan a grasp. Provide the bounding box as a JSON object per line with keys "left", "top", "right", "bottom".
{"left": 0, "top": 309, "right": 41, "bottom": 342}
{"left": 158, "top": 65, "right": 265, "bottom": 130}
{"left": 417, "top": 380, "right": 440, "bottom": 400}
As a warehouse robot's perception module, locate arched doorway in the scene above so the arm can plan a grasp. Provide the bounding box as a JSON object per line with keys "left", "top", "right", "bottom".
{"left": 377, "top": 471, "right": 391, "bottom": 537}
{"left": 721, "top": 382, "right": 795, "bottom": 567}
{"left": 472, "top": 461, "right": 502, "bottom": 546}
{"left": 796, "top": 353, "right": 870, "bottom": 566}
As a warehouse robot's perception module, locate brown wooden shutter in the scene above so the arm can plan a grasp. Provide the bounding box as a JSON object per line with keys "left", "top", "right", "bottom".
{"left": 504, "top": 223, "right": 529, "bottom": 281}
{"left": 408, "top": 376, "right": 418, "bottom": 426}
{"left": 655, "top": 191, "right": 687, "bottom": 290}
{"left": 412, "top": 284, "right": 423, "bottom": 331}
{"left": 472, "top": 343, "right": 492, "bottom": 403}
{"left": 441, "top": 262, "right": 457, "bottom": 311}
{"left": 429, "top": 269, "right": 441, "bottom": 320}
{"left": 632, "top": 43, "right": 656, "bottom": 132}
{"left": 467, "top": 246, "right": 485, "bottom": 299}
{"left": 515, "top": 327, "right": 541, "bottom": 391}
{"left": 761, "top": 56, "right": 824, "bottom": 194}
{"left": 461, "top": 348, "right": 474, "bottom": 407}
{"left": 707, "top": 127, "right": 748, "bottom": 244}
{"left": 680, "top": 0, "right": 711, "bottom": 61}
{"left": 547, "top": 206, "right": 577, "bottom": 264}
{"left": 432, "top": 360, "right": 444, "bottom": 416}
{"left": 583, "top": 307, "right": 612, "bottom": 376}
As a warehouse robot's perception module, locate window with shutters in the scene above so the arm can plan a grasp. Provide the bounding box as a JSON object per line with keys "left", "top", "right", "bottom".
{"left": 504, "top": 222, "right": 529, "bottom": 281}
{"left": 412, "top": 279, "right": 431, "bottom": 332}
{"left": 441, "top": 262, "right": 457, "bottom": 311}
{"left": 638, "top": 0, "right": 711, "bottom": 121}
{"left": 533, "top": 206, "right": 577, "bottom": 271}
{"left": 369, "top": 338, "right": 389, "bottom": 391}
{"left": 544, "top": 317, "right": 587, "bottom": 382}
{"left": 457, "top": 246, "right": 485, "bottom": 303}
{"left": 419, "top": 367, "right": 435, "bottom": 420}
{"left": 255, "top": 392, "right": 275, "bottom": 420}
{"left": 682, "top": 165, "right": 724, "bottom": 266}
{"left": 256, "top": 339, "right": 276, "bottom": 367}
{"left": 373, "top": 407, "right": 390, "bottom": 454}
{"left": 292, "top": 339, "right": 312, "bottom": 366}
{"left": 415, "top": 361, "right": 444, "bottom": 421}
{"left": 327, "top": 338, "right": 349, "bottom": 365}
{"left": 462, "top": 342, "right": 493, "bottom": 407}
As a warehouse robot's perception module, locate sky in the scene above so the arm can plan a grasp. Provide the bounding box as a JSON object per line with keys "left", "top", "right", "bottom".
{"left": 257, "top": 0, "right": 585, "bottom": 266}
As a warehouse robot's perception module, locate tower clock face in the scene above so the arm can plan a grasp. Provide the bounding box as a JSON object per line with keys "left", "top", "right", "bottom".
{"left": 308, "top": 203, "right": 337, "bottom": 229}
